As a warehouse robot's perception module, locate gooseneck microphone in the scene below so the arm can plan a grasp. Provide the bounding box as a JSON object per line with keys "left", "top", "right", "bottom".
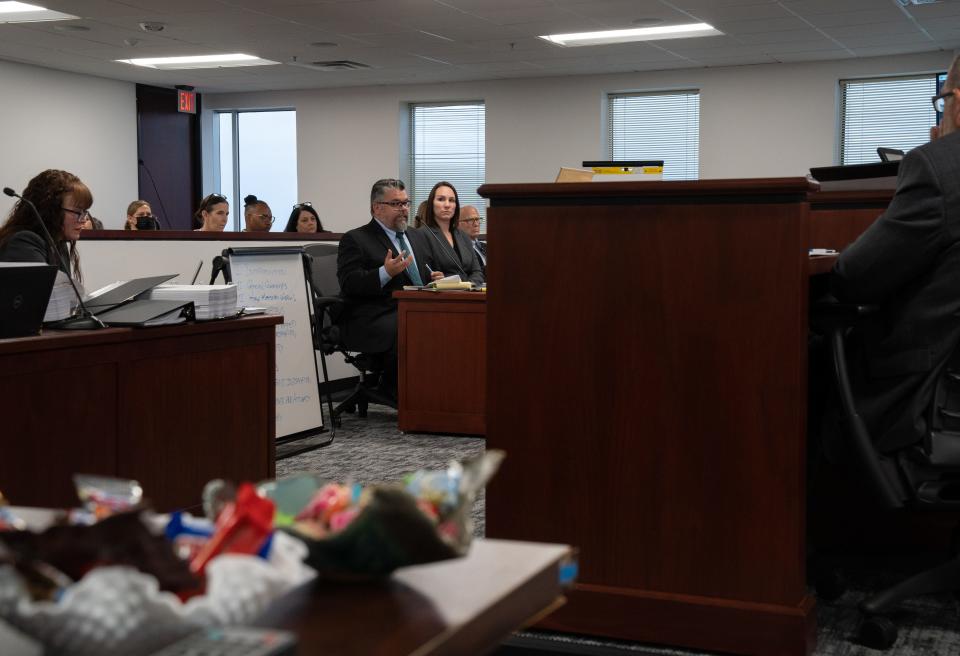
{"left": 424, "top": 225, "right": 468, "bottom": 279}
{"left": 3, "top": 187, "right": 105, "bottom": 330}
{"left": 137, "top": 158, "right": 171, "bottom": 229}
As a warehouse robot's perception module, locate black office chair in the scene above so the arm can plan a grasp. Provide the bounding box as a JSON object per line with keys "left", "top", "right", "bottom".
{"left": 304, "top": 243, "right": 396, "bottom": 428}
{"left": 811, "top": 299, "right": 960, "bottom": 650}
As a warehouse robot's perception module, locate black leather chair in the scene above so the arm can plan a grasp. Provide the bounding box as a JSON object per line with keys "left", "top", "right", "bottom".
{"left": 811, "top": 299, "right": 960, "bottom": 650}
{"left": 304, "top": 243, "right": 396, "bottom": 428}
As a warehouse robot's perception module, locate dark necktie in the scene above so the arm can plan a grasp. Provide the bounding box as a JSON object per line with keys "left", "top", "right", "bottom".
{"left": 475, "top": 240, "right": 486, "bottom": 264}
{"left": 396, "top": 232, "right": 423, "bottom": 286}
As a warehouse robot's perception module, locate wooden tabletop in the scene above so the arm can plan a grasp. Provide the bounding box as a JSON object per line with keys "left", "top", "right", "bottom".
{"left": 254, "top": 539, "right": 573, "bottom": 656}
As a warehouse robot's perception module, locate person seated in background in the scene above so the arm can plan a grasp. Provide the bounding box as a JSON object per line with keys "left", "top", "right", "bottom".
{"left": 413, "top": 200, "right": 428, "bottom": 228}
{"left": 0, "top": 169, "right": 91, "bottom": 280}
{"left": 124, "top": 200, "right": 157, "bottom": 230}
{"left": 243, "top": 195, "right": 274, "bottom": 232}
{"left": 193, "top": 193, "right": 229, "bottom": 231}
{"left": 459, "top": 204, "right": 485, "bottom": 275}
{"left": 285, "top": 202, "right": 324, "bottom": 233}
{"left": 336, "top": 178, "right": 441, "bottom": 400}
{"left": 418, "top": 181, "right": 484, "bottom": 285}
{"left": 81, "top": 215, "right": 104, "bottom": 230}
{"left": 831, "top": 53, "right": 960, "bottom": 455}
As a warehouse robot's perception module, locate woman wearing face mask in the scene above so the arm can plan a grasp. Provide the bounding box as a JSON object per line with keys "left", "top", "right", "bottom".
{"left": 418, "top": 181, "right": 484, "bottom": 284}
{"left": 125, "top": 200, "right": 157, "bottom": 230}
{"left": 193, "top": 193, "right": 229, "bottom": 231}
{"left": 0, "top": 168, "right": 92, "bottom": 280}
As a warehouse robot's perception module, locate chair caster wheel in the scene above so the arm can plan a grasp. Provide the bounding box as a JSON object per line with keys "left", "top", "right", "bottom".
{"left": 813, "top": 569, "right": 846, "bottom": 601}
{"left": 358, "top": 400, "right": 368, "bottom": 418}
{"left": 859, "top": 616, "right": 898, "bottom": 650}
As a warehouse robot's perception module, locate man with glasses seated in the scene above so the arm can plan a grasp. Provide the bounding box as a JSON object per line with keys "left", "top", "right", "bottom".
{"left": 831, "top": 55, "right": 960, "bottom": 453}
{"left": 336, "top": 178, "right": 443, "bottom": 402}
{"left": 242, "top": 194, "right": 274, "bottom": 232}
{"left": 459, "top": 205, "right": 486, "bottom": 276}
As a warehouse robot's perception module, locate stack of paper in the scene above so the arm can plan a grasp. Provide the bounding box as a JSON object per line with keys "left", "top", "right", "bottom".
{"left": 44, "top": 271, "right": 76, "bottom": 322}
{"left": 144, "top": 283, "right": 239, "bottom": 320}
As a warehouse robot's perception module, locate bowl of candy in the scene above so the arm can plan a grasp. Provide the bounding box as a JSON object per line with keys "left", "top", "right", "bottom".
{"left": 0, "top": 450, "right": 504, "bottom": 656}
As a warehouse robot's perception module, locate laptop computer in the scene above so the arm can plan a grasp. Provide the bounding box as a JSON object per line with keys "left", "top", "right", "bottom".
{"left": 0, "top": 263, "right": 58, "bottom": 338}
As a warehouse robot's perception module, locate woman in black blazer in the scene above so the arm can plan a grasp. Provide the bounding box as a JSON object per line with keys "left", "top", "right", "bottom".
{"left": 417, "top": 181, "right": 484, "bottom": 285}
{"left": 0, "top": 169, "right": 92, "bottom": 280}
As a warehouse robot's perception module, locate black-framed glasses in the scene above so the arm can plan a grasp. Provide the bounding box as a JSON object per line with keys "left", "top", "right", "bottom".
{"left": 62, "top": 207, "right": 91, "bottom": 222}
{"left": 376, "top": 200, "right": 411, "bottom": 208}
{"left": 460, "top": 217, "right": 481, "bottom": 225}
{"left": 933, "top": 89, "right": 954, "bottom": 113}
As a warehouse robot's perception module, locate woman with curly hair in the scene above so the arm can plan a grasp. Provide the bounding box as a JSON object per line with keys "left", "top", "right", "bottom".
{"left": 0, "top": 169, "right": 92, "bottom": 280}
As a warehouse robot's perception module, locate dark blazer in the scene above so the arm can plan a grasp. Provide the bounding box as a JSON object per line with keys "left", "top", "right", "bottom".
{"left": 0, "top": 229, "right": 70, "bottom": 276}
{"left": 832, "top": 129, "right": 960, "bottom": 453}
{"left": 336, "top": 218, "right": 432, "bottom": 353}
{"left": 473, "top": 239, "right": 487, "bottom": 277}
{"left": 419, "top": 225, "right": 485, "bottom": 285}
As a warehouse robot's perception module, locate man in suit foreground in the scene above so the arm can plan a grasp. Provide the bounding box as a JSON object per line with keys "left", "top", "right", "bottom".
{"left": 832, "top": 55, "right": 960, "bottom": 453}
{"left": 460, "top": 205, "right": 486, "bottom": 275}
{"left": 337, "top": 178, "right": 441, "bottom": 400}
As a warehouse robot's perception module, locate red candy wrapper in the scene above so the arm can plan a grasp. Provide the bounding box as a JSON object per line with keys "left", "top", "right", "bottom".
{"left": 189, "top": 482, "right": 274, "bottom": 575}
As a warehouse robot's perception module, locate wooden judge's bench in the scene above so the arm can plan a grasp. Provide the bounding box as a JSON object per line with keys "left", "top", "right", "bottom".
{"left": 477, "top": 178, "right": 891, "bottom": 656}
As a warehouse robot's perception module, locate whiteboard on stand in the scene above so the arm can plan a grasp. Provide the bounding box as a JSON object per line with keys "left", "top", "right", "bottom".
{"left": 224, "top": 247, "right": 326, "bottom": 443}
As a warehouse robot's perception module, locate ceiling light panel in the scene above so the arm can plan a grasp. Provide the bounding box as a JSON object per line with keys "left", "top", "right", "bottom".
{"left": 0, "top": 1, "right": 78, "bottom": 22}
{"left": 116, "top": 53, "right": 279, "bottom": 69}
{"left": 540, "top": 23, "right": 722, "bottom": 46}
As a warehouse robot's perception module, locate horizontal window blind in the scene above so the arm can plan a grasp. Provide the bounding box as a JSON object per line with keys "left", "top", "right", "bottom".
{"left": 840, "top": 75, "right": 941, "bottom": 165}
{"left": 409, "top": 102, "right": 486, "bottom": 230}
{"left": 607, "top": 90, "right": 700, "bottom": 180}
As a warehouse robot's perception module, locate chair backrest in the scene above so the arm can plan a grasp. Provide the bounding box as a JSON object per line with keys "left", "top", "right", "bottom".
{"left": 304, "top": 243, "right": 340, "bottom": 297}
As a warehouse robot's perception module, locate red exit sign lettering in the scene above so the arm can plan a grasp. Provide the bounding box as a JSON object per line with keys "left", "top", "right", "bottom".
{"left": 177, "top": 89, "right": 196, "bottom": 114}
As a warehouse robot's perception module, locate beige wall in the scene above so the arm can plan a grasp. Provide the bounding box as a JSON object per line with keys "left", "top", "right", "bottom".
{"left": 0, "top": 59, "right": 137, "bottom": 228}
{"left": 203, "top": 51, "right": 951, "bottom": 233}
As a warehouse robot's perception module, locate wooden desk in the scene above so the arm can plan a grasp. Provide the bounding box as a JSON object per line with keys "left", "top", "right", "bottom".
{"left": 0, "top": 316, "right": 281, "bottom": 511}
{"left": 395, "top": 291, "right": 486, "bottom": 435}
{"left": 479, "top": 178, "right": 819, "bottom": 656}
{"left": 255, "top": 538, "right": 572, "bottom": 656}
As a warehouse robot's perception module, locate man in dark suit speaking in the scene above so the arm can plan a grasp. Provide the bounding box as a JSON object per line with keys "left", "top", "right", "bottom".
{"left": 337, "top": 178, "right": 439, "bottom": 400}
{"left": 832, "top": 56, "right": 960, "bottom": 453}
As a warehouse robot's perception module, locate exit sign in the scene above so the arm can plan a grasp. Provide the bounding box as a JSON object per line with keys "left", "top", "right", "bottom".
{"left": 177, "top": 89, "right": 196, "bottom": 114}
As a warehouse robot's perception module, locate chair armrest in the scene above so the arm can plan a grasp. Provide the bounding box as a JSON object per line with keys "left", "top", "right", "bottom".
{"left": 810, "top": 297, "right": 878, "bottom": 334}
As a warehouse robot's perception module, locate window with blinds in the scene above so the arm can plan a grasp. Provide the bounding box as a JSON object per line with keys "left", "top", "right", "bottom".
{"left": 408, "top": 102, "right": 486, "bottom": 229}
{"left": 840, "top": 74, "right": 944, "bottom": 165}
{"left": 607, "top": 90, "right": 700, "bottom": 180}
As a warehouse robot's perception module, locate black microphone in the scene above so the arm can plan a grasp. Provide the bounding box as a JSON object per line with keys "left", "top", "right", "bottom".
{"left": 2, "top": 187, "right": 105, "bottom": 330}
{"left": 209, "top": 255, "right": 227, "bottom": 285}
{"left": 137, "top": 158, "right": 171, "bottom": 229}
{"left": 424, "top": 226, "right": 468, "bottom": 279}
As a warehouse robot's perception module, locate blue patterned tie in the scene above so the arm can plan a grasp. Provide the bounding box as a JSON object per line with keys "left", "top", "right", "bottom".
{"left": 396, "top": 232, "right": 423, "bottom": 286}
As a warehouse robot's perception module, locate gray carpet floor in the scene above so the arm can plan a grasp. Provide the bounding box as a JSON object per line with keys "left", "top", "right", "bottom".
{"left": 279, "top": 404, "right": 960, "bottom": 656}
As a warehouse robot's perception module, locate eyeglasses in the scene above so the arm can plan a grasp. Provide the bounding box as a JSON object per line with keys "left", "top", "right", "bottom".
{"left": 932, "top": 89, "right": 955, "bottom": 113}
{"left": 293, "top": 201, "right": 313, "bottom": 209}
{"left": 62, "top": 207, "right": 91, "bottom": 222}
{"left": 460, "top": 217, "right": 481, "bottom": 225}
{"left": 377, "top": 200, "right": 411, "bottom": 208}
{"left": 254, "top": 213, "right": 275, "bottom": 225}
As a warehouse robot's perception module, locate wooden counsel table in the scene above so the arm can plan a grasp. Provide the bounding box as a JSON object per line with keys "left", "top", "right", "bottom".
{"left": 256, "top": 538, "right": 573, "bottom": 655}
{"left": 395, "top": 290, "right": 487, "bottom": 435}
{"left": 476, "top": 178, "right": 891, "bottom": 656}
{"left": 0, "top": 315, "right": 281, "bottom": 511}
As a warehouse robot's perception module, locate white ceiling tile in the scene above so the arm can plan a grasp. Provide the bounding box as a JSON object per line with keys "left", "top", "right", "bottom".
{"left": 0, "top": 0, "right": 954, "bottom": 93}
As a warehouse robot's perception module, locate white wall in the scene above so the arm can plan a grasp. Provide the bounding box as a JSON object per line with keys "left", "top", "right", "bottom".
{"left": 0, "top": 60, "right": 137, "bottom": 229}
{"left": 202, "top": 51, "right": 951, "bottom": 233}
